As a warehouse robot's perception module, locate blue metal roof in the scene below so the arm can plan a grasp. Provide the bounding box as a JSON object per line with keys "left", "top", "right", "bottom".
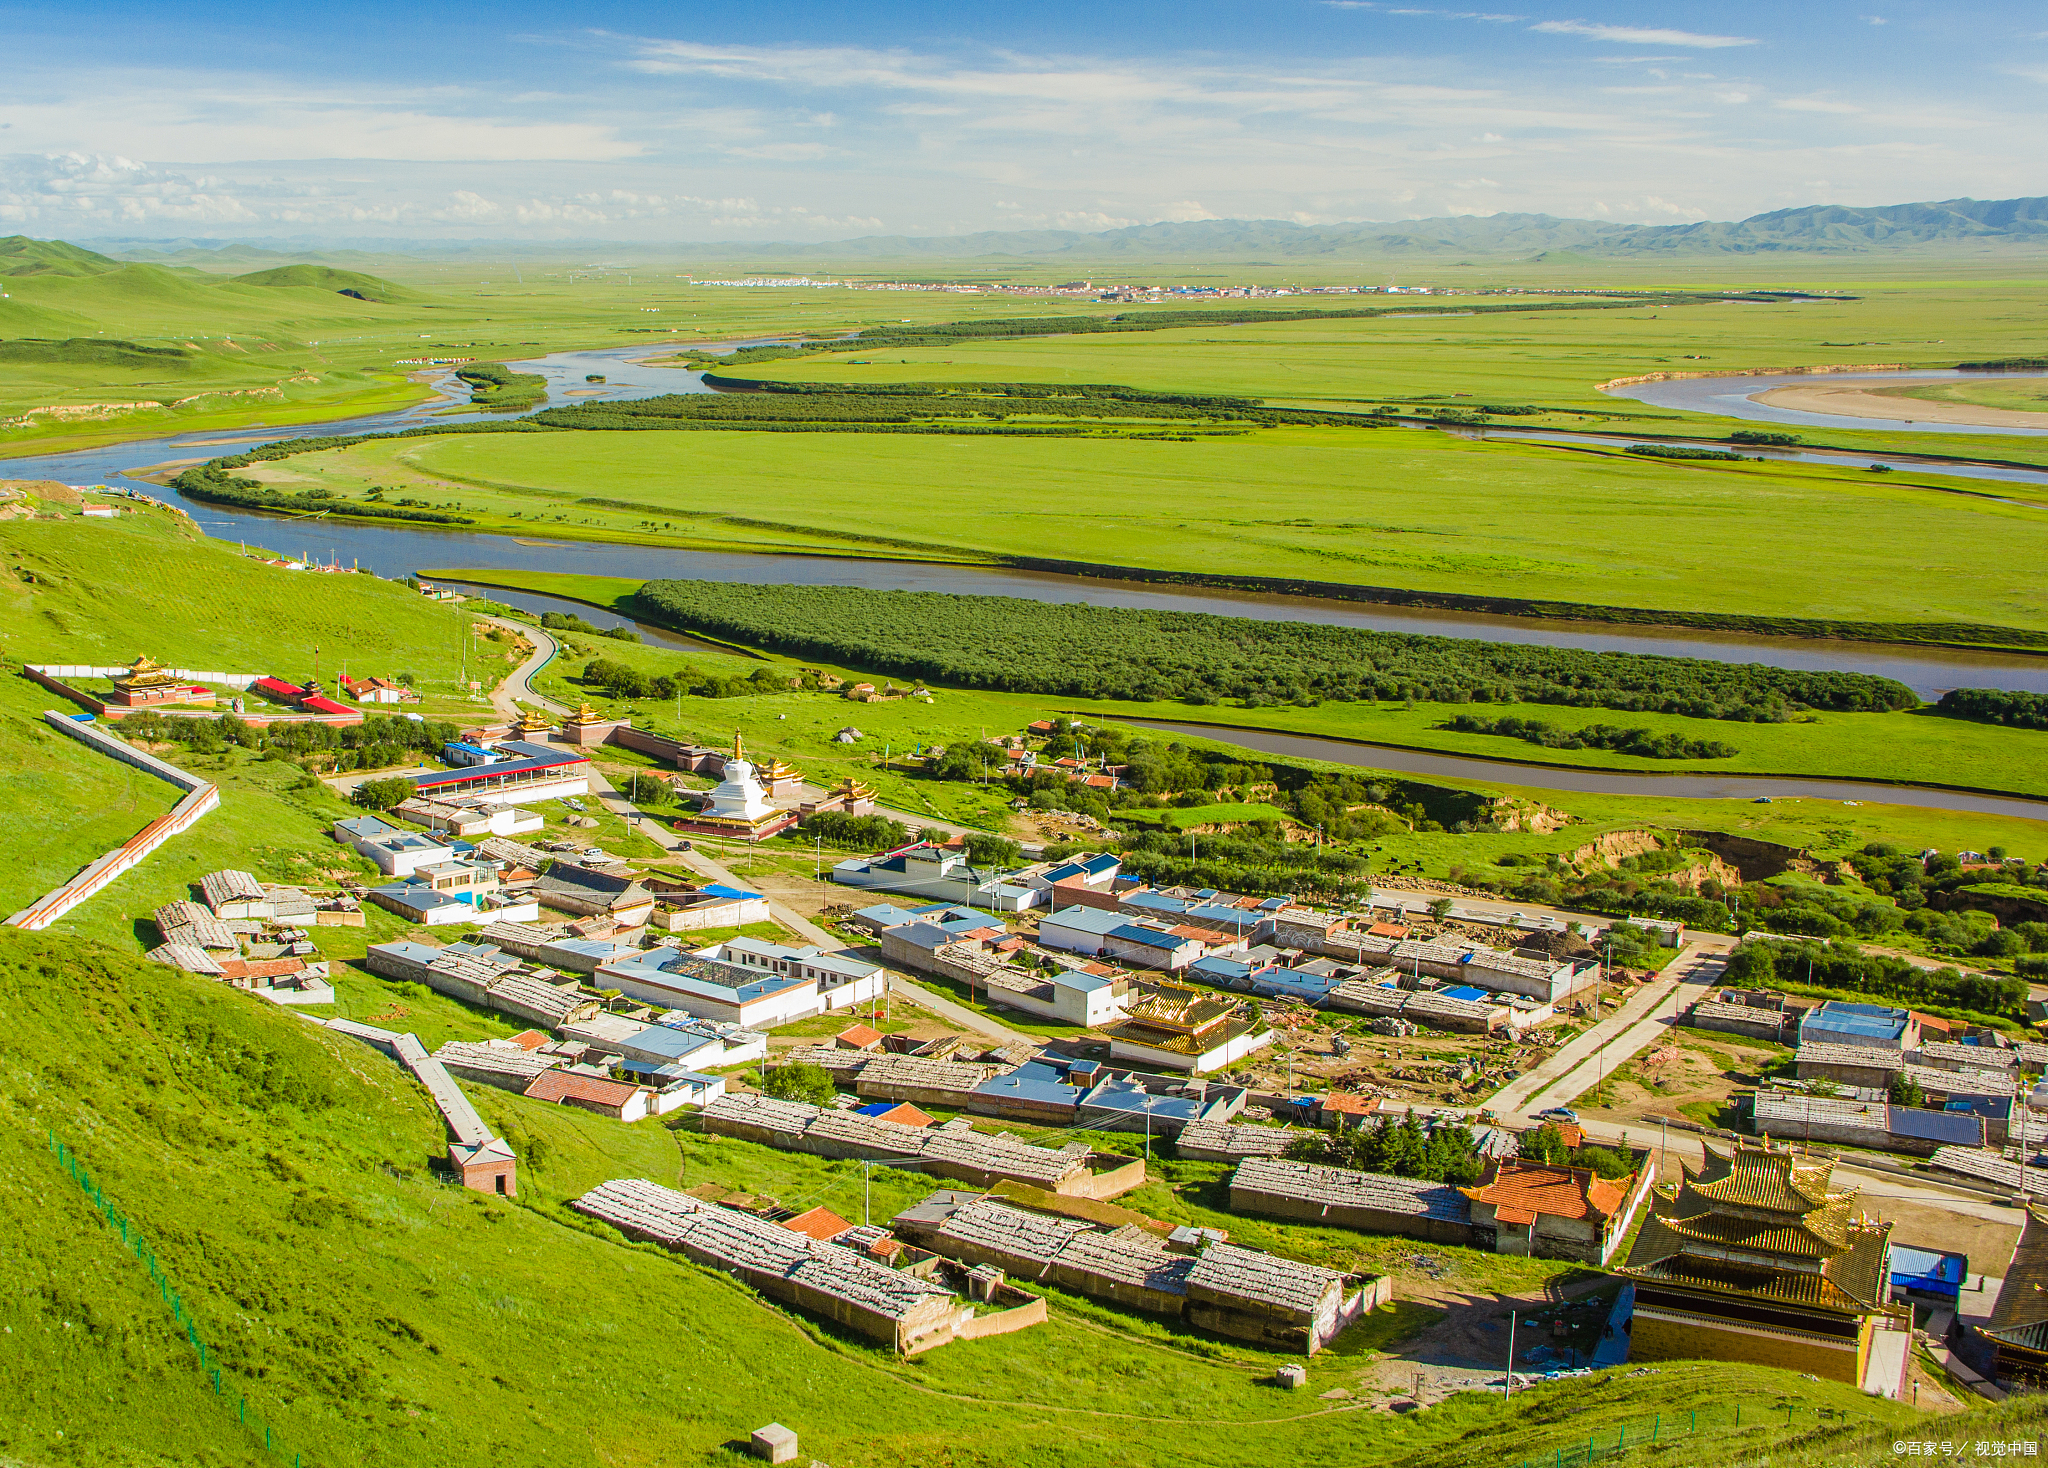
{"left": 1107, "top": 924, "right": 1188, "bottom": 950}
{"left": 1887, "top": 1106, "right": 1985, "bottom": 1144}
{"left": 973, "top": 1064, "right": 1081, "bottom": 1107}
{"left": 1079, "top": 1079, "right": 1202, "bottom": 1122}
{"left": 1802, "top": 1001, "right": 1909, "bottom": 1042}
{"left": 1442, "top": 985, "right": 1491, "bottom": 1003}
{"left": 1042, "top": 906, "right": 1128, "bottom": 936}
{"left": 1122, "top": 892, "right": 1189, "bottom": 916}
{"left": 615, "top": 1027, "right": 723, "bottom": 1062}
{"left": 1053, "top": 970, "right": 1117, "bottom": 993}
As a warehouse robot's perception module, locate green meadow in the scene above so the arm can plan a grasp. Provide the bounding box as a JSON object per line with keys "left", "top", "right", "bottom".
{"left": 307, "top": 422, "right": 2048, "bottom": 630}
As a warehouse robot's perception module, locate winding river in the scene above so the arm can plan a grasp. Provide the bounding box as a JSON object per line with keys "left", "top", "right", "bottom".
{"left": 1125, "top": 720, "right": 2048, "bottom": 823}
{"left": 1604, "top": 368, "right": 2048, "bottom": 438}
{"left": 7, "top": 345, "right": 2048, "bottom": 717}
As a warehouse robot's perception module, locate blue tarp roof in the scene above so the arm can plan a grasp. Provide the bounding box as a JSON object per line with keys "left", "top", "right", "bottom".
{"left": 1442, "top": 985, "right": 1491, "bottom": 1003}
{"left": 1892, "top": 1245, "right": 1967, "bottom": 1288}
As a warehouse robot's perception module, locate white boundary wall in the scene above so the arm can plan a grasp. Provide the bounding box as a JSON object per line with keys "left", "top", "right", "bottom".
{"left": 27, "top": 664, "right": 262, "bottom": 689}
{"left": 5, "top": 712, "right": 220, "bottom": 930}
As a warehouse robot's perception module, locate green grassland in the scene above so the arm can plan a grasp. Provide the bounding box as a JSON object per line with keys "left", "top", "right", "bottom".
{"left": 5, "top": 927, "right": 1947, "bottom": 1468}
{"left": 286, "top": 423, "right": 2048, "bottom": 631}
{"left": 450, "top": 569, "right": 2048, "bottom": 812}
{"left": 731, "top": 275, "right": 2048, "bottom": 464}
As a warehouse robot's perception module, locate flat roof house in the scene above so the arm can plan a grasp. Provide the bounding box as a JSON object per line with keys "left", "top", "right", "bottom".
{"left": 1229, "top": 1156, "right": 1474, "bottom": 1244}
{"left": 1800, "top": 1001, "right": 1918, "bottom": 1052}
{"left": 1101, "top": 923, "right": 1204, "bottom": 972}
{"left": 333, "top": 815, "right": 456, "bottom": 879}
{"left": 534, "top": 865, "right": 656, "bottom": 927}
{"left": 598, "top": 948, "right": 824, "bottom": 1028}
{"left": 573, "top": 1178, "right": 1019, "bottom": 1354}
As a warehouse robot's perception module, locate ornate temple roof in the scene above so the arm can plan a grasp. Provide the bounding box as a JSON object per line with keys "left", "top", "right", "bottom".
{"left": 1619, "top": 1140, "right": 1894, "bottom": 1319}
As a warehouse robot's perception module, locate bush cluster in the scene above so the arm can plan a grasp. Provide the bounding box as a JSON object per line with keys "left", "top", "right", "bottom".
{"left": 633, "top": 579, "right": 1919, "bottom": 721}
{"left": 1441, "top": 715, "right": 1736, "bottom": 759}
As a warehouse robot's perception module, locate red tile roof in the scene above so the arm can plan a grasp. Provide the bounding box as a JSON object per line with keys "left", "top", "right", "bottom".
{"left": 1464, "top": 1161, "right": 1633, "bottom": 1222}
{"left": 216, "top": 957, "right": 305, "bottom": 981}
{"left": 834, "top": 1023, "right": 884, "bottom": 1050}
{"left": 782, "top": 1205, "right": 854, "bottom": 1241}
{"left": 1320, "top": 1093, "right": 1375, "bottom": 1115}
{"left": 506, "top": 1030, "right": 550, "bottom": 1051}
{"left": 870, "top": 1102, "right": 935, "bottom": 1129}
{"left": 524, "top": 1070, "right": 640, "bottom": 1108}
{"left": 1369, "top": 922, "right": 1410, "bottom": 939}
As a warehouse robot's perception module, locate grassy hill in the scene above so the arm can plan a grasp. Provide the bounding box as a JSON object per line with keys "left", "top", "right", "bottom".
{"left": 0, "top": 925, "right": 1957, "bottom": 1468}
{"left": 232, "top": 265, "right": 426, "bottom": 305}
{"left": 0, "top": 502, "right": 500, "bottom": 921}
{"left": 0, "top": 235, "right": 122, "bottom": 278}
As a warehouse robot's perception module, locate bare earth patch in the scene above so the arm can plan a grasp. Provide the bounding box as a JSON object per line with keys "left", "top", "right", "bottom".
{"left": 1753, "top": 375, "right": 2048, "bottom": 428}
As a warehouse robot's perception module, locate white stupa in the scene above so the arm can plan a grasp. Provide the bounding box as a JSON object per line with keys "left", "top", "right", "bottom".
{"left": 703, "top": 734, "right": 775, "bottom": 823}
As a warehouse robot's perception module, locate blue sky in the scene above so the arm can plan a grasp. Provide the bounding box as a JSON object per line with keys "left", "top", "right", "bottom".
{"left": 1, "top": 0, "right": 2043, "bottom": 240}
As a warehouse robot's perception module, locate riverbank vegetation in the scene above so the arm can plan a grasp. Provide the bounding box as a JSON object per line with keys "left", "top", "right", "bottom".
{"left": 454, "top": 361, "right": 548, "bottom": 410}
{"left": 1438, "top": 715, "right": 1737, "bottom": 759}
{"left": 632, "top": 578, "right": 1917, "bottom": 720}
{"left": 533, "top": 378, "right": 1376, "bottom": 435}
{"left": 1939, "top": 687, "right": 2048, "bottom": 730}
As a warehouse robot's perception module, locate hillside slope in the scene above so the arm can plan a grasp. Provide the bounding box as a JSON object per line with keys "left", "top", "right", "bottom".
{"left": 0, "top": 928, "right": 1961, "bottom": 1468}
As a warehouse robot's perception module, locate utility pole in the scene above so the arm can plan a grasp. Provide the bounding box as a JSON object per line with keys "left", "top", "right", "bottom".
{"left": 1504, "top": 1310, "right": 1517, "bottom": 1398}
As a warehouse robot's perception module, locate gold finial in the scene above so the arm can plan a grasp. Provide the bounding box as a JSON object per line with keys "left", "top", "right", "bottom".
{"left": 733, "top": 731, "right": 746, "bottom": 762}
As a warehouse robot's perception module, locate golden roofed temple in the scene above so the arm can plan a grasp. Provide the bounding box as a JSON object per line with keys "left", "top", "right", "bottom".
{"left": 107, "top": 656, "right": 212, "bottom": 709}
{"left": 1618, "top": 1139, "right": 1908, "bottom": 1391}
{"left": 512, "top": 706, "right": 557, "bottom": 737}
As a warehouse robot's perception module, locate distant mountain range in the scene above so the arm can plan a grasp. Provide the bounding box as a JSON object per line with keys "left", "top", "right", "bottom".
{"left": 73, "top": 194, "right": 2048, "bottom": 264}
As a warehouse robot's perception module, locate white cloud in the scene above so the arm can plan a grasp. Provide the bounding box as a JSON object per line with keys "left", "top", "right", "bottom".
{"left": 1777, "top": 98, "right": 1863, "bottom": 114}
{"left": 0, "top": 75, "right": 641, "bottom": 163}
{"left": 1531, "top": 20, "right": 1759, "bottom": 48}
{"left": 1860, "top": 15, "right": 1887, "bottom": 24}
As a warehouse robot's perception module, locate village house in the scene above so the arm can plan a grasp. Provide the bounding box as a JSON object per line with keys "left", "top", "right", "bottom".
{"left": 523, "top": 1068, "right": 653, "bottom": 1123}
{"left": 573, "top": 1178, "right": 1044, "bottom": 1354}
{"left": 891, "top": 1191, "right": 1387, "bottom": 1355}
{"left": 1460, "top": 1158, "right": 1654, "bottom": 1266}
